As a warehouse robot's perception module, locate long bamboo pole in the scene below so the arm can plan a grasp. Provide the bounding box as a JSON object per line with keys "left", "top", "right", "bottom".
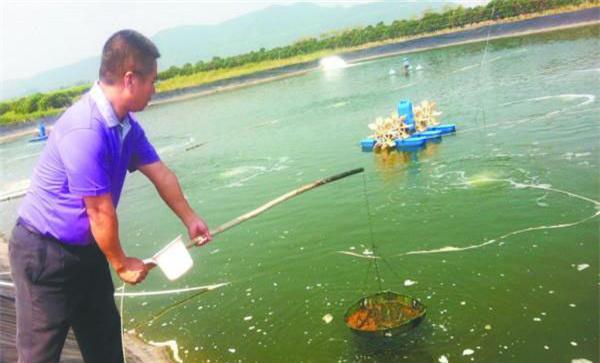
{"left": 186, "top": 167, "right": 364, "bottom": 249}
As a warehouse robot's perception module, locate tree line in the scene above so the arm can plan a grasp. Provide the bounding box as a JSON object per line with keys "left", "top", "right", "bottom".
{"left": 0, "top": 0, "right": 592, "bottom": 124}
{"left": 156, "top": 0, "right": 589, "bottom": 80}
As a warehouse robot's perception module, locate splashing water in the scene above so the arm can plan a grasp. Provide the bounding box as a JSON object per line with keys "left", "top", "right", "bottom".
{"left": 319, "top": 56, "right": 347, "bottom": 71}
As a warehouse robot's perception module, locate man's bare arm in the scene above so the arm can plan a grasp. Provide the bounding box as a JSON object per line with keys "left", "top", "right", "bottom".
{"left": 139, "top": 161, "right": 211, "bottom": 244}
{"left": 83, "top": 193, "right": 147, "bottom": 284}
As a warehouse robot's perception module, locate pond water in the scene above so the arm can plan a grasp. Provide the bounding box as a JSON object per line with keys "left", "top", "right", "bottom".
{"left": 1, "top": 25, "right": 598, "bottom": 363}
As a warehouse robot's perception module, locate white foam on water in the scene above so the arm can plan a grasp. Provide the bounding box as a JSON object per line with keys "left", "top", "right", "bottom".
{"left": 113, "top": 282, "right": 229, "bottom": 297}
{"left": 215, "top": 157, "right": 291, "bottom": 189}
{"left": 398, "top": 179, "right": 600, "bottom": 256}
{"left": 404, "top": 279, "right": 417, "bottom": 286}
{"left": 148, "top": 340, "right": 183, "bottom": 363}
{"left": 337, "top": 250, "right": 380, "bottom": 259}
{"left": 396, "top": 211, "right": 600, "bottom": 256}
{"left": 576, "top": 264, "right": 590, "bottom": 271}
{"left": 220, "top": 166, "right": 266, "bottom": 178}
{"left": 536, "top": 194, "right": 549, "bottom": 207}
{"left": 438, "top": 355, "right": 449, "bottom": 363}
{"left": 473, "top": 178, "right": 599, "bottom": 207}
{"left": 486, "top": 55, "right": 503, "bottom": 63}
{"left": 462, "top": 349, "right": 475, "bottom": 356}
{"left": 501, "top": 94, "right": 596, "bottom": 108}
{"left": 574, "top": 67, "right": 600, "bottom": 73}
{"left": 564, "top": 152, "right": 592, "bottom": 160}
{"left": 571, "top": 359, "right": 593, "bottom": 363}
{"left": 1, "top": 178, "right": 30, "bottom": 195}
{"left": 453, "top": 63, "right": 479, "bottom": 73}
{"left": 401, "top": 240, "right": 497, "bottom": 256}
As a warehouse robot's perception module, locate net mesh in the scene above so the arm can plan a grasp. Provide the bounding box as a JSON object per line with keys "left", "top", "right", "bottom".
{"left": 344, "top": 291, "right": 426, "bottom": 333}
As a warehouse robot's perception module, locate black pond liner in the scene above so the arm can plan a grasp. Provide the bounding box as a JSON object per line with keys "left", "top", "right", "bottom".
{"left": 344, "top": 290, "right": 426, "bottom": 337}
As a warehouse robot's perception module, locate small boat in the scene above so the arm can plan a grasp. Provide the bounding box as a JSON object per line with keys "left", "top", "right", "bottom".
{"left": 28, "top": 135, "right": 48, "bottom": 143}
{"left": 28, "top": 122, "right": 49, "bottom": 143}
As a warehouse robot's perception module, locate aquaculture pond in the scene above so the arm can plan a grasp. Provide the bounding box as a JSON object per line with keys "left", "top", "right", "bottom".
{"left": 0, "top": 25, "right": 598, "bottom": 362}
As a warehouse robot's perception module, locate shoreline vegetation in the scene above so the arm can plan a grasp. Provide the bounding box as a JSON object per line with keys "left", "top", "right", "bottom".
{"left": 0, "top": 0, "right": 597, "bottom": 135}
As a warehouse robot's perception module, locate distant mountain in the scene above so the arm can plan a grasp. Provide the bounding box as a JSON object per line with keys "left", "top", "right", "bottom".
{"left": 1, "top": 1, "right": 451, "bottom": 100}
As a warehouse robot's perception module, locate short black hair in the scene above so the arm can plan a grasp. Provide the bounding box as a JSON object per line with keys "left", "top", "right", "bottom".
{"left": 99, "top": 29, "right": 160, "bottom": 84}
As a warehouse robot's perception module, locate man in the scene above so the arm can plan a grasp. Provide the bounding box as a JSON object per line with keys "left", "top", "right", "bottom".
{"left": 403, "top": 57, "right": 410, "bottom": 77}
{"left": 9, "top": 29, "right": 212, "bottom": 363}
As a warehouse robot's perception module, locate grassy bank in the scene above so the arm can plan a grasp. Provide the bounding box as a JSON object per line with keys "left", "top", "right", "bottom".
{"left": 156, "top": 50, "right": 335, "bottom": 92}
{"left": 0, "top": 0, "right": 596, "bottom": 126}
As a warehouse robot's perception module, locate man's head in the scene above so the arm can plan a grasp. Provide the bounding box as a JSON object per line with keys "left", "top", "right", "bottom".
{"left": 99, "top": 30, "right": 160, "bottom": 113}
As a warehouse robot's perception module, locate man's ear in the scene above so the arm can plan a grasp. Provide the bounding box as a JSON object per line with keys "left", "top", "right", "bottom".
{"left": 123, "top": 71, "right": 135, "bottom": 89}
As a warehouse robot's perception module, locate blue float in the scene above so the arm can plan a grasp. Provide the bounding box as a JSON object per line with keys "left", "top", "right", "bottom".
{"left": 428, "top": 124, "right": 456, "bottom": 134}
{"left": 396, "top": 136, "right": 426, "bottom": 150}
{"left": 360, "top": 138, "right": 376, "bottom": 152}
{"left": 413, "top": 129, "right": 442, "bottom": 140}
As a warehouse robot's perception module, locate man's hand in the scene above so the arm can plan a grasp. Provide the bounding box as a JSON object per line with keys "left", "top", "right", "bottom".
{"left": 115, "top": 257, "right": 148, "bottom": 285}
{"left": 186, "top": 215, "right": 212, "bottom": 246}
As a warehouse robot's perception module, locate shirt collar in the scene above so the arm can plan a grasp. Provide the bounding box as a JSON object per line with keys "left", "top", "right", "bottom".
{"left": 90, "top": 81, "right": 131, "bottom": 129}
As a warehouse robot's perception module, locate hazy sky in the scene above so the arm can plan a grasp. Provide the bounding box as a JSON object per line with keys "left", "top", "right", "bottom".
{"left": 0, "top": 1, "right": 484, "bottom": 82}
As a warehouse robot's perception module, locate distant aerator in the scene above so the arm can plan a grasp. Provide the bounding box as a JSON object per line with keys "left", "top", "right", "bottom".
{"left": 319, "top": 56, "right": 347, "bottom": 70}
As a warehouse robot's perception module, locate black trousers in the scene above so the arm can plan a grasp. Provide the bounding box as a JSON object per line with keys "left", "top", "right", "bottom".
{"left": 9, "top": 222, "right": 124, "bottom": 363}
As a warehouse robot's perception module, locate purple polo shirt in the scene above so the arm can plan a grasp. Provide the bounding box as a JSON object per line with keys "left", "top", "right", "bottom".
{"left": 18, "top": 84, "right": 160, "bottom": 245}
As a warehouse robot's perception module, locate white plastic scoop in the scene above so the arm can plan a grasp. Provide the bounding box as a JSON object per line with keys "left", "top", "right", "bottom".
{"left": 143, "top": 235, "right": 193, "bottom": 281}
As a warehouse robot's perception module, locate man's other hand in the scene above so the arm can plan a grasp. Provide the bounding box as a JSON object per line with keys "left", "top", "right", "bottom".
{"left": 116, "top": 257, "right": 148, "bottom": 285}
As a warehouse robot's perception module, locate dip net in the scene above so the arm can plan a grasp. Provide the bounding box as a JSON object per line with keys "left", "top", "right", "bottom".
{"left": 344, "top": 291, "right": 426, "bottom": 334}
{"left": 346, "top": 174, "right": 426, "bottom": 335}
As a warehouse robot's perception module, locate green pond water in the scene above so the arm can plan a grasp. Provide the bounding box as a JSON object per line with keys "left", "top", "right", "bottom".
{"left": 1, "top": 25, "right": 598, "bottom": 362}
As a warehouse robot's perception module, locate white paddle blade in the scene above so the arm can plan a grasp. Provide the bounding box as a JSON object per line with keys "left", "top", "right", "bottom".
{"left": 153, "top": 235, "right": 194, "bottom": 280}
